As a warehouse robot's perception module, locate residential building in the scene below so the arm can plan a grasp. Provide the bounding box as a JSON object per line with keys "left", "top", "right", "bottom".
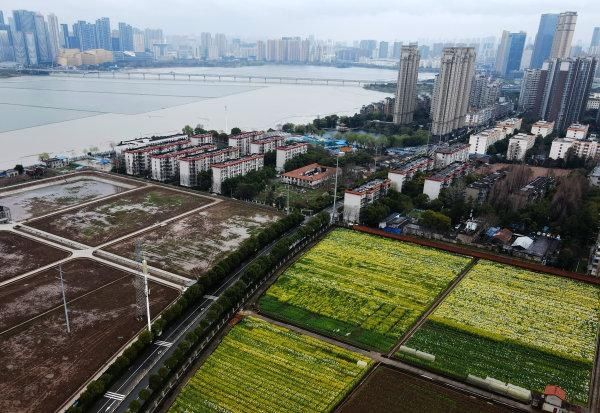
{"left": 495, "top": 30, "right": 527, "bottom": 77}
{"left": 118, "top": 22, "right": 133, "bottom": 51}
{"left": 592, "top": 27, "right": 600, "bottom": 50}
{"left": 211, "top": 154, "right": 264, "bottom": 194}
{"left": 46, "top": 14, "right": 61, "bottom": 61}
{"left": 589, "top": 165, "right": 600, "bottom": 187}
{"left": 95, "top": 17, "right": 111, "bottom": 51}
{"left": 343, "top": 179, "right": 391, "bottom": 223}
{"left": 433, "top": 143, "right": 470, "bottom": 168}
{"left": 393, "top": 45, "right": 420, "bottom": 125}
{"left": 43, "top": 157, "right": 69, "bottom": 169}
{"left": 519, "top": 69, "right": 542, "bottom": 112}
{"left": 496, "top": 118, "right": 522, "bottom": 135}
{"left": 190, "top": 133, "right": 214, "bottom": 146}
{"left": 465, "top": 107, "right": 494, "bottom": 127}
{"left": 124, "top": 139, "right": 192, "bottom": 175}
{"left": 179, "top": 147, "right": 239, "bottom": 187}
{"left": 73, "top": 20, "right": 96, "bottom": 51}
{"left": 150, "top": 144, "right": 216, "bottom": 182}
{"left": 378, "top": 41, "right": 389, "bottom": 59}
{"left": 530, "top": 13, "right": 559, "bottom": 69}
{"left": 276, "top": 143, "right": 308, "bottom": 171}
{"left": 506, "top": 133, "right": 536, "bottom": 161}
{"left": 387, "top": 157, "right": 433, "bottom": 192}
{"left": 550, "top": 12, "right": 577, "bottom": 59}
{"left": 423, "top": 162, "right": 471, "bottom": 200}
{"left": 587, "top": 93, "right": 600, "bottom": 110}
{"left": 228, "top": 131, "right": 264, "bottom": 155}
{"left": 469, "top": 128, "right": 507, "bottom": 154}
{"left": 469, "top": 75, "right": 500, "bottom": 109}
{"left": 431, "top": 47, "right": 476, "bottom": 137}
{"left": 281, "top": 163, "right": 337, "bottom": 188}
{"left": 249, "top": 135, "right": 286, "bottom": 154}
{"left": 549, "top": 137, "right": 598, "bottom": 160}
{"left": 515, "top": 177, "right": 553, "bottom": 207}
{"left": 566, "top": 123, "right": 589, "bottom": 140}
{"left": 531, "top": 120, "right": 555, "bottom": 137}
{"left": 465, "top": 172, "right": 506, "bottom": 204}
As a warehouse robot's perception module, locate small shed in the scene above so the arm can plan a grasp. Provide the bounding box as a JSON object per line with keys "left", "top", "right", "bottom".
{"left": 492, "top": 228, "right": 513, "bottom": 245}
{"left": 512, "top": 236, "right": 534, "bottom": 250}
{"left": 543, "top": 385, "right": 566, "bottom": 408}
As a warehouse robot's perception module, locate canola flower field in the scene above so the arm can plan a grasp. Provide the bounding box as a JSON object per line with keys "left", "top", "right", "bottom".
{"left": 169, "top": 317, "right": 372, "bottom": 413}
{"left": 399, "top": 260, "right": 600, "bottom": 405}
{"left": 259, "top": 228, "right": 472, "bottom": 351}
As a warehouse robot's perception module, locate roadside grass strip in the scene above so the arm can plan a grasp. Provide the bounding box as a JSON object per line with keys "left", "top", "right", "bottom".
{"left": 259, "top": 228, "right": 472, "bottom": 352}
{"left": 169, "top": 316, "right": 372, "bottom": 413}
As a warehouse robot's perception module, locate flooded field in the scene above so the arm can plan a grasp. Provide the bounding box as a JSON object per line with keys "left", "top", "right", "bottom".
{"left": 0, "top": 177, "right": 130, "bottom": 221}
{"left": 104, "top": 201, "right": 281, "bottom": 278}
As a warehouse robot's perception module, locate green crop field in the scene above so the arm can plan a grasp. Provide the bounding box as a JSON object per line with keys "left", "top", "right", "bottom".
{"left": 398, "top": 260, "right": 600, "bottom": 405}
{"left": 259, "top": 228, "right": 472, "bottom": 351}
{"left": 169, "top": 317, "right": 372, "bottom": 413}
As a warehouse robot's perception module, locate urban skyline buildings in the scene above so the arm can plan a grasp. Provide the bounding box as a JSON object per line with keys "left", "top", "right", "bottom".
{"left": 495, "top": 30, "right": 526, "bottom": 77}
{"left": 530, "top": 13, "right": 559, "bottom": 69}
{"left": 550, "top": 12, "right": 578, "bottom": 59}
{"left": 393, "top": 45, "right": 420, "bottom": 125}
{"left": 430, "top": 47, "right": 476, "bottom": 137}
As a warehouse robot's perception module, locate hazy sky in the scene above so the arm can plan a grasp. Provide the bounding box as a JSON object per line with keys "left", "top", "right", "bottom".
{"left": 2, "top": 0, "right": 599, "bottom": 44}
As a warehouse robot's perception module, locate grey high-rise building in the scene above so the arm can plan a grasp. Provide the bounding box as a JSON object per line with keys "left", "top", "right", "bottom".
{"left": 0, "top": 11, "right": 4, "bottom": 25}
{"left": 11, "top": 30, "right": 28, "bottom": 65}
{"left": 378, "top": 41, "right": 389, "bottom": 59}
{"left": 550, "top": 12, "right": 577, "bottom": 59}
{"left": 495, "top": 30, "right": 526, "bottom": 77}
{"left": 73, "top": 20, "right": 96, "bottom": 51}
{"left": 95, "top": 17, "right": 111, "bottom": 50}
{"left": 145, "top": 28, "right": 164, "bottom": 51}
{"left": 469, "top": 75, "right": 500, "bottom": 109}
{"left": 591, "top": 27, "right": 600, "bottom": 53}
{"left": 392, "top": 41, "right": 402, "bottom": 59}
{"left": 530, "top": 13, "right": 559, "bottom": 69}
{"left": 393, "top": 45, "right": 420, "bottom": 125}
{"left": 46, "top": 13, "right": 60, "bottom": 61}
{"left": 0, "top": 29, "right": 14, "bottom": 62}
{"left": 24, "top": 31, "right": 37, "bottom": 64}
{"left": 536, "top": 57, "right": 596, "bottom": 132}
{"left": 60, "top": 24, "right": 69, "bottom": 48}
{"left": 33, "top": 13, "right": 50, "bottom": 63}
{"left": 519, "top": 69, "right": 542, "bottom": 112}
{"left": 431, "top": 47, "right": 476, "bottom": 137}
{"left": 12, "top": 10, "right": 36, "bottom": 33}
{"left": 118, "top": 22, "right": 134, "bottom": 51}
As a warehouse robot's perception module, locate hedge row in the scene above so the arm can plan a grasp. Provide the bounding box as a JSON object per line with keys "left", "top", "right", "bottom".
{"left": 128, "top": 212, "right": 330, "bottom": 412}
{"left": 67, "top": 211, "right": 305, "bottom": 413}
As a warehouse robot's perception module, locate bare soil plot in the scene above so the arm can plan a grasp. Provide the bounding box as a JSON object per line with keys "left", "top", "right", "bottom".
{"left": 0, "top": 231, "right": 70, "bottom": 282}
{"left": 28, "top": 186, "right": 212, "bottom": 246}
{"left": 337, "top": 366, "right": 515, "bottom": 413}
{"left": 104, "top": 201, "right": 282, "bottom": 278}
{"left": 0, "top": 177, "right": 130, "bottom": 221}
{"left": 0, "top": 258, "right": 179, "bottom": 413}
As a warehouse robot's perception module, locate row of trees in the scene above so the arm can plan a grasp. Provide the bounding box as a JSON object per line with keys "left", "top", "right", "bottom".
{"left": 127, "top": 212, "right": 330, "bottom": 412}
{"left": 67, "top": 212, "right": 305, "bottom": 413}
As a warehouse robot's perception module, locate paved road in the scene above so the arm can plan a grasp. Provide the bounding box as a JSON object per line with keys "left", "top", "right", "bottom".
{"left": 88, "top": 224, "right": 301, "bottom": 413}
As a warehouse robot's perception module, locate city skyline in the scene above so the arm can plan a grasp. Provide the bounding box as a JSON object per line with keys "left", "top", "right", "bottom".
{"left": 1, "top": 0, "right": 600, "bottom": 44}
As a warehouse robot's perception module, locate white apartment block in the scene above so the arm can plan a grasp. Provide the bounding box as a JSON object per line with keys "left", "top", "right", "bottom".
{"left": 434, "top": 143, "right": 470, "bottom": 168}
{"left": 125, "top": 139, "right": 193, "bottom": 176}
{"left": 587, "top": 93, "right": 600, "bottom": 110}
{"left": 250, "top": 135, "right": 286, "bottom": 154}
{"left": 211, "top": 154, "right": 264, "bottom": 194}
{"left": 465, "top": 107, "right": 494, "bottom": 127}
{"left": 190, "top": 133, "right": 214, "bottom": 146}
{"left": 115, "top": 134, "right": 188, "bottom": 156}
{"left": 276, "top": 143, "right": 308, "bottom": 171}
{"left": 531, "top": 121, "right": 555, "bottom": 138}
{"left": 496, "top": 118, "right": 522, "bottom": 135}
{"left": 566, "top": 123, "right": 589, "bottom": 140}
{"left": 228, "top": 131, "right": 264, "bottom": 155}
{"left": 469, "top": 127, "right": 507, "bottom": 154}
{"left": 388, "top": 157, "right": 433, "bottom": 192}
{"left": 343, "top": 179, "right": 391, "bottom": 223}
{"left": 506, "top": 133, "right": 536, "bottom": 161}
{"left": 179, "top": 147, "right": 240, "bottom": 187}
{"left": 423, "top": 162, "right": 472, "bottom": 200}
{"left": 150, "top": 144, "right": 216, "bottom": 182}
{"left": 549, "top": 138, "right": 598, "bottom": 160}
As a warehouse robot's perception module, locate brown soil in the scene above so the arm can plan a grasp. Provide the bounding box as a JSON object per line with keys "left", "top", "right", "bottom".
{"left": 0, "top": 258, "right": 179, "bottom": 413}
{"left": 0, "top": 231, "right": 70, "bottom": 282}
{"left": 104, "top": 201, "right": 281, "bottom": 278}
{"left": 27, "top": 186, "right": 212, "bottom": 246}
{"left": 337, "top": 365, "right": 517, "bottom": 413}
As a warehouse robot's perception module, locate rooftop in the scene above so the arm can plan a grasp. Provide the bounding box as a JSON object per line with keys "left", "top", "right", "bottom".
{"left": 567, "top": 123, "right": 589, "bottom": 132}
{"left": 212, "top": 154, "right": 263, "bottom": 168}
{"left": 427, "top": 162, "right": 469, "bottom": 181}
{"left": 532, "top": 120, "right": 554, "bottom": 127}
{"left": 282, "top": 163, "right": 336, "bottom": 181}
{"left": 347, "top": 178, "right": 391, "bottom": 194}
{"left": 389, "top": 157, "right": 432, "bottom": 174}
{"left": 467, "top": 171, "right": 505, "bottom": 190}
{"left": 544, "top": 385, "right": 566, "bottom": 401}
{"left": 125, "top": 139, "right": 189, "bottom": 154}
{"left": 151, "top": 144, "right": 215, "bottom": 159}
{"left": 277, "top": 142, "right": 308, "bottom": 151}
{"left": 180, "top": 147, "right": 238, "bottom": 163}
{"left": 435, "top": 143, "right": 470, "bottom": 155}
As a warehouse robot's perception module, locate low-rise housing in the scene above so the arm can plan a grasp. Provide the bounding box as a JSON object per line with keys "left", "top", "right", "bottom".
{"left": 549, "top": 137, "right": 599, "bottom": 160}
{"left": 343, "top": 179, "right": 391, "bottom": 223}
{"left": 250, "top": 135, "right": 286, "bottom": 155}
{"left": 465, "top": 172, "right": 505, "bottom": 204}
{"left": 228, "top": 131, "right": 264, "bottom": 155}
{"left": 506, "top": 133, "right": 535, "bottom": 161}
{"left": 530, "top": 121, "right": 554, "bottom": 138}
{"left": 423, "top": 162, "right": 471, "bottom": 200}
{"left": 276, "top": 143, "right": 308, "bottom": 171}
{"left": 589, "top": 165, "right": 600, "bottom": 187}
{"left": 179, "top": 147, "right": 240, "bottom": 187}
{"left": 469, "top": 127, "right": 507, "bottom": 154}
{"left": 125, "top": 139, "right": 193, "bottom": 175}
{"left": 388, "top": 157, "right": 433, "bottom": 192}
{"left": 190, "top": 133, "right": 214, "bottom": 146}
{"left": 513, "top": 176, "right": 552, "bottom": 208}
{"left": 281, "top": 163, "right": 337, "bottom": 188}
{"left": 566, "top": 123, "right": 589, "bottom": 140}
{"left": 434, "top": 144, "right": 470, "bottom": 168}
{"left": 44, "top": 157, "right": 69, "bottom": 169}
{"left": 114, "top": 134, "right": 188, "bottom": 156}
{"left": 465, "top": 107, "right": 494, "bottom": 127}
{"left": 496, "top": 117, "right": 522, "bottom": 135}
{"left": 150, "top": 144, "right": 216, "bottom": 182}
{"left": 211, "top": 154, "right": 264, "bottom": 194}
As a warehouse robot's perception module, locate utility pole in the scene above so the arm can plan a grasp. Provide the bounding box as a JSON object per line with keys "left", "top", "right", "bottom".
{"left": 330, "top": 154, "right": 340, "bottom": 224}
{"left": 286, "top": 183, "right": 290, "bottom": 215}
{"left": 58, "top": 265, "right": 70, "bottom": 333}
{"left": 224, "top": 105, "right": 228, "bottom": 134}
{"left": 142, "top": 259, "right": 152, "bottom": 333}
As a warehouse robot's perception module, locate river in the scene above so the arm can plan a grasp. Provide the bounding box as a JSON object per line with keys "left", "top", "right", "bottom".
{"left": 0, "top": 65, "right": 434, "bottom": 169}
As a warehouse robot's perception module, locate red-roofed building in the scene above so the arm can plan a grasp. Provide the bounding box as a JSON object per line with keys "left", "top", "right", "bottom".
{"left": 281, "top": 163, "right": 337, "bottom": 188}
{"left": 543, "top": 385, "right": 566, "bottom": 411}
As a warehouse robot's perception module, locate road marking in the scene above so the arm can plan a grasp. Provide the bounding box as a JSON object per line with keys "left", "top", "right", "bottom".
{"left": 155, "top": 340, "right": 173, "bottom": 347}
{"left": 104, "top": 391, "right": 125, "bottom": 401}
{"left": 203, "top": 295, "right": 218, "bottom": 300}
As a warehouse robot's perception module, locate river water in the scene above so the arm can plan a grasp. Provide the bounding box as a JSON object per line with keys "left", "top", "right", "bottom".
{"left": 0, "top": 65, "right": 434, "bottom": 169}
